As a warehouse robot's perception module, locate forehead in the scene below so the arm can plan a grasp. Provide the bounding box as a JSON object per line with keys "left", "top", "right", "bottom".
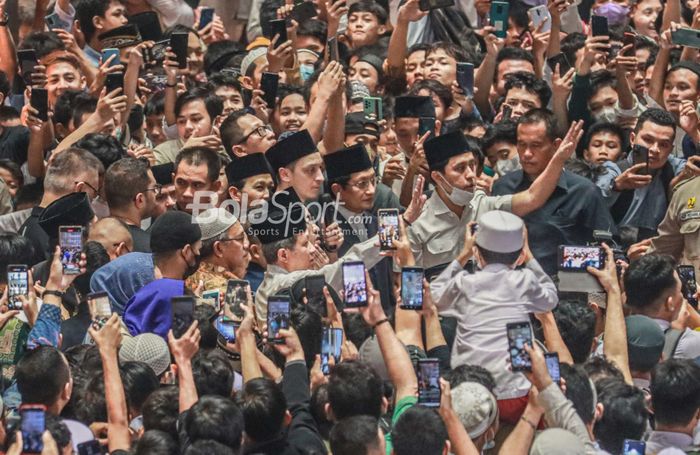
{"left": 47, "top": 61, "right": 79, "bottom": 76}
{"left": 238, "top": 114, "right": 263, "bottom": 129}
{"left": 426, "top": 48, "right": 453, "bottom": 61}
{"left": 215, "top": 85, "right": 241, "bottom": 96}
{"left": 226, "top": 222, "right": 244, "bottom": 236}
{"left": 636, "top": 0, "right": 661, "bottom": 8}
{"left": 448, "top": 151, "right": 476, "bottom": 167}
{"left": 351, "top": 60, "right": 379, "bottom": 76}
{"left": 179, "top": 99, "right": 207, "bottom": 116}
{"left": 297, "top": 152, "right": 323, "bottom": 169}
{"left": 505, "top": 86, "right": 539, "bottom": 101}
{"left": 245, "top": 174, "right": 274, "bottom": 186}
{"left": 518, "top": 121, "right": 548, "bottom": 137}
{"left": 590, "top": 131, "right": 621, "bottom": 142}
{"left": 175, "top": 160, "right": 209, "bottom": 177}
{"left": 407, "top": 50, "right": 426, "bottom": 62}
{"left": 498, "top": 60, "right": 535, "bottom": 76}
{"left": 591, "top": 86, "right": 618, "bottom": 100}
{"left": 668, "top": 68, "right": 699, "bottom": 85}
{"left": 349, "top": 168, "right": 375, "bottom": 181}
{"left": 638, "top": 120, "right": 675, "bottom": 138}
{"left": 280, "top": 93, "right": 306, "bottom": 107}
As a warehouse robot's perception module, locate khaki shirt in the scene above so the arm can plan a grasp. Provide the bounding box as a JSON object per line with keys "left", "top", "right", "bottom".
{"left": 650, "top": 176, "right": 700, "bottom": 274}
{"left": 407, "top": 189, "right": 513, "bottom": 270}
{"left": 185, "top": 261, "right": 240, "bottom": 297}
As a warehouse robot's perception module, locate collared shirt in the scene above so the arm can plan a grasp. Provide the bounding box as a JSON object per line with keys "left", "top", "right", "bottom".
{"left": 492, "top": 170, "right": 615, "bottom": 275}
{"left": 652, "top": 318, "right": 700, "bottom": 359}
{"left": 430, "top": 259, "right": 558, "bottom": 399}
{"left": 408, "top": 189, "right": 512, "bottom": 270}
{"left": 336, "top": 205, "right": 369, "bottom": 242}
{"left": 646, "top": 431, "right": 694, "bottom": 455}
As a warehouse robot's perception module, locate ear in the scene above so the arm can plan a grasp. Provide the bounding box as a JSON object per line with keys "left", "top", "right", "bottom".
{"left": 378, "top": 25, "right": 387, "bottom": 35}
{"left": 582, "top": 148, "right": 592, "bottom": 162}
{"left": 283, "top": 410, "right": 292, "bottom": 427}
{"left": 241, "top": 76, "right": 255, "bottom": 91}
{"left": 594, "top": 403, "right": 604, "bottom": 422}
{"left": 92, "top": 15, "right": 103, "bottom": 32}
{"left": 231, "top": 145, "right": 247, "bottom": 158}
{"left": 324, "top": 403, "right": 335, "bottom": 422}
{"left": 277, "top": 246, "right": 288, "bottom": 265}
{"left": 629, "top": 131, "right": 636, "bottom": 146}
{"left": 666, "top": 295, "right": 676, "bottom": 313}
{"left": 381, "top": 396, "right": 389, "bottom": 414}
{"left": 434, "top": 119, "right": 442, "bottom": 137}
{"left": 134, "top": 192, "right": 145, "bottom": 209}
{"left": 443, "top": 441, "right": 451, "bottom": 455}
{"left": 228, "top": 185, "right": 242, "bottom": 203}
{"left": 278, "top": 167, "right": 292, "bottom": 185}
{"left": 552, "top": 137, "right": 562, "bottom": 151}
{"left": 330, "top": 182, "right": 342, "bottom": 195}
{"left": 213, "top": 240, "right": 226, "bottom": 258}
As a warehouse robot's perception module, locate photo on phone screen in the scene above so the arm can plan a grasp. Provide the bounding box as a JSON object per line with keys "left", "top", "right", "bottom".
{"left": 267, "top": 296, "right": 291, "bottom": 343}
{"left": 558, "top": 246, "right": 604, "bottom": 271}
{"left": 544, "top": 352, "right": 561, "bottom": 384}
{"left": 77, "top": 440, "right": 102, "bottom": 455}
{"left": 7, "top": 265, "right": 28, "bottom": 311}
{"left": 417, "top": 359, "right": 441, "bottom": 407}
{"left": 677, "top": 265, "right": 698, "bottom": 309}
{"left": 331, "top": 327, "right": 342, "bottom": 359}
{"left": 378, "top": 209, "right": 400, "bottom": 250}
{"left": 400, "top": 267, "right": 424, "bottom": 310}
{"left": 506, "top": 322, "right": 532, "bottom": 372}
{"left": 342, "top": 261, "right": 368, "bottom": 308}
{"left": 305, "top": 274, "right": 327, "bottom": 317}
{"left": 145, "top": 40, "right": 169, "bottom": 65}
{"left": 622, "top": 439, "right": 646, "bottom": 455}
{"left": 21, "top": 406, "right": 45, "bottom": 453}
{"left": 202, "top": 289, "right": 221, "bottom": 312}
{"left": 456, "top": 63, "right": 474, "bottom": 97}
{"left": 59, "top": 226, "right": 83, "bottom": 275}
{"left": 171, "top": 296, "right": 195, "bottom": 339}
{"left": 225, "top": 280, "right": 249, "bottom": 319}
{"left": 215, "top": 316, "right": 238, "bottom": 343}
{"left": 87, "top": 291, "right": 112, "bottom": 328}
{"left": 18, "top": 49, "right": 38, "bottom": 83}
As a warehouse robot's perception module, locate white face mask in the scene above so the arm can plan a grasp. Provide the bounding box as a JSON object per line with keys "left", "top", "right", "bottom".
{"left": 495, "top": 155, "right": 521, "bottom": 176}
{"left": 436, "top": 173, "right": 473, "bottom": 206}
{"left": 594, "top": 106, "right": 617, "bottom": 123}
{"left": 299, "top": 63, "right": 315, "bottom": 81}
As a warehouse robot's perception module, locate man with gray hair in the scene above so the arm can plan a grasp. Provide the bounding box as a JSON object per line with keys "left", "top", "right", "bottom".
{"left": 20, "top": 148, "right": 103, "bottom": 265}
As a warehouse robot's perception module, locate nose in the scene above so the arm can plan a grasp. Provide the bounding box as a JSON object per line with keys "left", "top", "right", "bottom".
{"left": 183, "top": 185, "right": 194, "bottom": 198}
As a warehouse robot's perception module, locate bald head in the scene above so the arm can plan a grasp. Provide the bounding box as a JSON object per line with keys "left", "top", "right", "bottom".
{"left": 88, "top": 218, "right": 133, "bottom": 260}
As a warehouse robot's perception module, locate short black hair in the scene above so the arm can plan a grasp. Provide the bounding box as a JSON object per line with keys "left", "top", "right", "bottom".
{"left": 518, "top": 108, "right": 559, "bottom": 142}
{"left": 634, "top": 108, "right": 677, "bottom": 136}
{"left": 184, "top": 439, "right": 236, "bottom": 455}
{"left": 144, "top": 90, "right": 166, "bottom": 117}
{"left": 561, "top": 32, "right": 586, "bottom": 67}
{"left": 174, "top": 86, "right": 224, "bottom": 121}
{"left": 175, "top": 146, "right": 222, "bottom": 183}
{"left": 73, "top": 133, "right": 125, "bottom": 171}
{"left": 220, "top": 109, "right": 252, "bottom": 155}
{"left": 330, "top": 415, "right": 382, "bottom": 455}
{"left": 560, "top": 363, "right": 596, "bottom": 424}
{"left": 72, "top": 95, "right": 98, "bottom": 128}
{"left": 75, "top": 0, "right": 125, "bottom": 43}
{"left": 328, "top": 360, "right": 384, "bottom": 419}
{"left": 590, "top": 70, "right": 617, "bottom": 98}
{"left": 0, "top": 159, "right": 23, "bottom": 187}
{"left": 121, "top": 361, "right": 160, "bottom": 415}
{"left": 482, "top": 120, "right": 518, "bottom": 152}
{"left": 553, "top": 299, "right": 596, "bottom": 364}
{"left": 443, "top": 364, "right": 496, "bottom": 393}
{"left": 504, "top": 71, "right": 552, "bottom": 107}
{"left": 203, "top": 40, "right": 244, "bottom": 75}
{"left": 624, "top": 254, "right": 678, "bottom": 311}
{"left": 409, "top": 79, "right": 453, "bottom": 111}
{"left": 495, "top": 47, "right": 535, "bottom": 80}
{"left": 133, "top": 430, "right": 179, "bottom": 455}
{"left": 425, "top": 41, "right": 468, "bottom": 64}
{"left": 277, "top": 84, "right": 308, "bottom": 107}
{"left": 54, "top": 90, "right": 89, "bottom": 127}
{"left": 297, "top": 19, "right": 328, "bottom": 44}
{"left": 16, "top": 346, "right": 70, "bottom": 407}
{"left": 208, "top": 71, "right": 243, "bottom": 93}
{"left": 238, "top": 378, "right": 287, "bottom": 442}
{"left": 582, "top": 121, "right": 626, "bottom": 152}
{"left": 583, "top": 356, "right": 625, "bottom": 383}
{"left": 650, "top": 359, "right": 700, "bottom": 427}
{"left": 593, "top": 378, "right": 648, "bottom": 454}
{"left": 392, "top": 407, "right": 448, "bottom": 455}
{"left": 18, "top": 32, "right": 65, "bottom": 58}
{"left": 142, "top": 386, "right": 180, "bottom": 439}
{"left": 349, "top": 0, "right": 388, "bottom": 24}
{"left": 184, "top": 396, "right": 244, "bottom": 449}
{"left": 104, "top": 158, "right": 151, "bottom": 209}
{"left": 192, "top": 349, "right": 234, "bottom": 397}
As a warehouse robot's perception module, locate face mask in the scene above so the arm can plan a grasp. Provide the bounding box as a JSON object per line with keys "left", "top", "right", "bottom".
{"left": 495, "top": 155, "right": 521, "bottom": 177}
{"left": 436, "top": 173, "right": 474, "bottom": 206}
{"left": 183, "top": 248, "right": 202, "bottom": 279}
{"left": 299, "top": 64, "right": 315, "bottom": 82}
{"left": 594, "top": 106, "right": 617, "bottom": 123}
{"left": 593, "top": 2, "right": 630, "bottom": 26}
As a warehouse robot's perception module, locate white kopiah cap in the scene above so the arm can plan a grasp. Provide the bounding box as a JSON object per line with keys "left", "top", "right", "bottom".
{"left": 475, "top": 210, "right": 524, "bottom": 254}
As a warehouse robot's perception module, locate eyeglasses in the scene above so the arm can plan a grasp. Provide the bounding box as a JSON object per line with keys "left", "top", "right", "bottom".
{"left": 348, "top": 179, "right": 376, "bottom": 191}
{"left": 237, "top": 124, "right": 273, "bottom": 144}
{"left": 144, "top": 184, "right": 163, "bottom": 197}
{"left": 76, "top": 181, "right": 100, "bottom": 195}
{"left": 219, "top": 233, "right": 246, "bottom": 243}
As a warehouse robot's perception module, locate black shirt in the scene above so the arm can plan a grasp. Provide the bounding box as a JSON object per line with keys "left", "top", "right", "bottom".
{"left": 492, "top": 170, "right": 615, "bottom": 275}
{"left": 126, "top": 224, "right": 152, "bottom": 253}
{"left": 0, "top": 125, "right": 29, "bottom": 165}
{"left": 19, "top": 206, "right": 49, "bottom": 266}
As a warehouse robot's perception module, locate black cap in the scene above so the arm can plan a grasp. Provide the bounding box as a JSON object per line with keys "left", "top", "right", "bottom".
{"left": 225, "top": 153, "right": 274, "bottom": 186}
{"left": 38, "top": 192, "right": 95, "bottom": 240}
{"left": 424, "top": 130, "right": 473, "bottom": 172}
{"left": 150, "top": 163, "right": 174, "bottom": 186}
{"left": 265, "top": 129, "right": 317, "bottom": 173}
{"left": 394, "top": 96, "right": 435, "bottom": 118}
{"left": 128, "top": 11, "right": 162, "bottom": 42}
{"left": 344, "top": 112, "right": 380, "bottom": 138}
{"left": 150, "top": 211, "right": 202, "bottom": 254}
{"left": 324, "top": 144, "right": 373, "bottom": 180}
{"left": 247, "top": 193, "right": 307, "bottom": 244}
{"left": 98, "top": 24, "right": 142, "bottom": 49}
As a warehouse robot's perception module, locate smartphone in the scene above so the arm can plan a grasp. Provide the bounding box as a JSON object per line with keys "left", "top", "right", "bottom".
{"left": 342, "top": 261, "right": 368, "bottom": 308}
{"left": 44, "top": 12, "right": 63, "bottom": 30}
{"left": 400, "top": 267, "right": 424, "bottom": 310}
{"left": 215, "top": 316, "right": 238, "bottom": 343}
{"left": 377, "top": 208, "right": 400, "bottom": 250}
{"left": 363, "top": 96, "right": 383, "bottom": 121}
{"left": 677, "top": 265, "right": 698, "bottom": 309}
{"left": 269, "top": 19, "right": 288, "bottom": 47}
{"left": 558, "top": 245, "right": 605, "bottom": 271}
{"left": 622, "top": 439, "right": 646, "bottom": 455}
{"left": 632, "top": 144, "right": 650, "bottom": 175}
{"left": 59, "top": 226, "right": 83, "bottom": 275}
{"left": 506, "top": 321, "right": 533, "bottom": 372}
{"left": 418, "top": 116, "right": 436, "bottom": 138}
{"left": 544, "top": 352, "right": 561, "bottom": 384}
{"left": 671, "top": 27, "right": 700, "bottom": 48}
{"left": 199, "top": 7, "right": 215, "bottom": 29}
{"left": 77, "top": 440, "right": 102, "bottom": 455}
{"left": 528, "top": 5, "right": 551, "bottom": 33}
{"left": 20, "top": 405, "right": 46, "bottom": 454}
{"left": 328, "top": 35, "right": 339, "bottom": 62}
{"left": 267, "top": 295, "right": 291, "bottom": 344}
{"left": 225, "top": 279, "right": 249, "bottom": 319}
{"left": 170, "top": 32, "right": 189, "bottom": 69}
{"left": 417, "top": 359, "right": 441, "bottom": 407}
{"left": 242, "top": 87, "right": 253, "bottom": 107}
{"left": 305, "top": 274, "right": 327, "bottom": 317}
{"left": 418, "top": 0, "right": 455, "bottom": 12}
{"left": 105, "top": 72, "right": 124, "bottom": 95}
{"left": 30, "top": 88, "right": 49, "bottom": 122}
{"left": 171, "top": 296, "right": 195, "bottom": 339}
{"left": 145, "top": 39, "right": 169, "bottom": 65}
{"left": 87, "top": 291, "right": 112, "bottom": 328}
{"left": 591, "top": 15, "right": 609, "bottom": 37}
{"left": 202, "top": 289, "right": 220, "bottom": 312}
{"left": 623, "top": 32, "right": 637, "bottom": 56}
{"left": 18, "top": 49, "right": 38, "bottom": 84}
{"left": 291, "top": 1, "right": 318, "bottom": 22}
{"left": 546, "top": 52, "right": 572, "bottom": 77}
{"left": 260, "top": 72, "right": 279, "bottom": 109}
{"left": 321, "top": 327, "right": 333, "bottom": 375}
{"left": 456, "top": 62, "right": 474, "bottom": 97}
{"left": 101, "top": 48, "right": 120, "bottom": 67}
{"left": 7, "top": 264, "right": 28, "bottom": 311}
{"left": 502, "top": 104, "right": 513, "bottom": 121}
{"left": 490, "top": 2, "right": 509, "bottom": 39}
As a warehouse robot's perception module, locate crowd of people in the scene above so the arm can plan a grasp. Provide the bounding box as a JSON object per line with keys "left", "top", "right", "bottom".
{"left": 0, "top": 0, "right": 698, "bottom": 453}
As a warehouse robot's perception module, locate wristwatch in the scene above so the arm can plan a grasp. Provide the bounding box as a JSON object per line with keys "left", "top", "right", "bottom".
{"left": 0, "top": 12, "right": 8, "bottom": 26}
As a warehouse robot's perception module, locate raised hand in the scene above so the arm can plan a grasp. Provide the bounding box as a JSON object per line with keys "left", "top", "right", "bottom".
{"left": 168, "top": 320, "right": 201, "bottom": 362}
{"left": 553, "top": 120, "right": 584, "bottom": 162}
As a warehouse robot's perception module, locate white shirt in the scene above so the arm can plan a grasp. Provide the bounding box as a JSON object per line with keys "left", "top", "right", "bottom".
{"left": 647, "top": 431, "right": 693, "bottom": 455}
{"left": 653, "top": 318, "right": 700, "bottom": 359}
{"left": 430, "top": 259, "right": 558, "bottom": 399}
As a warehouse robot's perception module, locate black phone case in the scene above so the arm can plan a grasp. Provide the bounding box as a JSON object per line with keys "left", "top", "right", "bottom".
{"left": 269, "top": 19, "right": 288, "bottom": 47}
{"left": 291, "top": 2, "right": 317, "bottom": 22}
{"left": 105, "top": 73, "right": 124, "bottom": 94}
{"left": 591, "top": 15, "right": 609, "bottom": 36}
{"left": 30, "top": 89, "right": 48, "bottom": 121}
{"left": 199, "top": 8, "right": 215, "bottom": 28}
{"left": 170, "top": 33, "right": 189, "bottom": 69}
{"left": 260, "top": 73, "right": 279, "bottom": 108}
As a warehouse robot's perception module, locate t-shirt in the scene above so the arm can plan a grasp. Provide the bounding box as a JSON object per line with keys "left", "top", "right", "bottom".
{"left": 0, "top": 125, "right": 29, "bottom": 166}
{"left": 384, "top": 395, "right": 417, "bottom": 455}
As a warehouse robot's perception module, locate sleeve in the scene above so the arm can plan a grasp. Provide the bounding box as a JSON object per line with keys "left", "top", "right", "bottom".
{"left": 476, "top": 192, "right": 513, "bottom": 215}
{"left": 54, "top": 1, "right": 76, "bottom": 30}
{"left": 669, "top": 156, "right": 688, "bottom": 176}
{"left": 282, "top": 360, "right": 327, "bottom": 454}
{"left": 675, "top": 329, "right": 700, "bottom": 360}
{"left": 430, "top": 260, "right": 467, "bottom": 315}
{"left": 246, "top": 0, "right": 264, "bottom": 41}
{"left": 407, "top": 223, "right": 426, "bottom": 269}
{"left": 521, "top": 261, "right": 559, "bottom": 312}
{"left": 594, "top": 162, "right": 622, "bottom": 205}
{"left": 648, "top": 191, "right": 684, "bottom": 260}
{"left": 538, "top": 383, "right": 598, "bottom": 452}
{"left": 145, "top": 0, "right": 194, "bottom": 27}
{"left": 27, "top": 303, "right": 62, "bottom": 349}
{"left": 582, "top": 183, "right": 617, "bottom": 234}
{"left": 568, "top": 74, "right": 593, "bottom": 125}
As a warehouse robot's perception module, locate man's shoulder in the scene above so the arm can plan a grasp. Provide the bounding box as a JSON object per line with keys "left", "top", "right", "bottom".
{"left": 562, "top": 170, "right": 604, "bottom": 197}
{"left": 492, "top": 170, "right": 523, "bottom": 193}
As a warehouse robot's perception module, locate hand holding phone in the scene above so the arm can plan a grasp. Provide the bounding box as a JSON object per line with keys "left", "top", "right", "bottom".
{"left": 170, "top": 32, "right": 189, "bottom": 69}
{"left": 342, "top": 261, "right": 368, "bottom": 307}
{"left": 677, "top": 265, "right": 698, "bottom": 309}
{"left": 87, "top": 292, "right": 112, "bottom": 329}
{"left": 267, "top": 295, "right": 291, "bottom": 343}
{"left": 20, "top": 405, "right": 46, "bottom": 453}
{"left": 215, "top": 316, "right": 238, "bottom": 342}
{"left": 558, "top": 246, "right": 605, "bottom": 271}
{"left": 199, "top": 7, "right": 215, "bottom": 29}
{"left": 30, "top": 88, "right": 49, "bottom": 122}
{"left": 400, "top": 267, "right": 424, "bottom": 310}
{"left": 456, "top": 63, "right": 474, "bottom": 97}
{"left": 105, "top": 72, "right": 124, "bottom": 95}
{"left": 101, "top": 48, "right": 121, "bottom": 67}
{"left": 269, "top": 19, "right": 288, "bottom": 48}
{"left": 544, "top": 352, "right": 561, "bottom": 385}
{"left": 632, "top": 144, "right": 650, "bottom": 176}
{"left": 591, "top": 15, "right": 609, "bottom": 37}
{"left": 506, "top": 321, "right": 533, "bottom": 372}
{"left": 328, "top": 36, "right": 339, "bottom": 62}
{"left": 171, "top": 296, "right": 195, "bottom": 338}
{"left": 363, "top": 97, "right": 383, "bottom": 121}
{"left": 490, "top": 2, "right": 509, "bottom": 38}
{"left": 417, "top": 359, "right": 441, "bottom": 406}
{"left": 59, "top": 226, "right": 83, "bottom": 275}
{"left": 260, "top": 72, "right": 279, "bottom": 110}
{"left": 225, "top": 279, "right": 249, "bottom": 319}
{"left": 18, "top": 49, "right": 38, "bottom": 84}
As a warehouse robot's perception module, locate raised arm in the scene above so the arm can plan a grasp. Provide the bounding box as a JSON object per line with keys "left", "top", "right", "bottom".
{"left": 535, "top": 312, "right": 574, "bottom": 364}
{"left": 649, "top": 28, "right": 673, "bottom": 107}
{"left": 386, "top": 0, "right": 427, "bottom": 76}
{"left": 474, "top": 31, "right": 503, "bottom": 119}
{"left": 0, "top": 0, "right": 17, "bottom": 84}
{"left": 238, "top": 302, "right": 264, "bottom": 382}
{"left": 167, "top": 321, "right": 201, "bottom": 413}
{"left": 439, "top": 379, "right": 480, "bottom": 455}
{"left": 303, "top": 61, "right": 344, "bottom": 144}
{"left": 321, "top": 64, "right": 347, "bottom": 154}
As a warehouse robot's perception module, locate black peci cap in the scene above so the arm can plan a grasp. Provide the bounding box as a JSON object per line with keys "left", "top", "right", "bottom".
{"left": 265, "top": 129, "right": 317, "bottom": 174}
{"left": 98, "top": 24, "right": 143, "bottom": 49}
{"left": 394, "top": 96, "right": 435, "bottom": 118}
{"left": 323, "top": 144, "right": 373, "bottom": 180}
{"left": 225, "top": 153, "right": 274, "bottom": 186}
{"left": 424, "top": 130, "right": 474, "bottom": 172}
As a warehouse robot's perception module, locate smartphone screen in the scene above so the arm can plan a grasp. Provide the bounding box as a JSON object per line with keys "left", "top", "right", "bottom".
{"left": 170, "top": 32, "right": 189, "bottom": 69}
{"left": 544, "top": 352, "right": 561, "bottom": 384}
{"left": 623, "top": 32, "right": 636, "bottom": 56}
{"left": 77, "top": 440, "right": 102, "bottom": 455}
{"left": 417, "top": 359, "right": 441, "bottom": 407}
{"left": 260, "top": 72, "right": 279, "bottom": 109}
{"left": 18, "top": 49, "right": 38, "bottom": 83}
{"left": 305, "top": 274, "right": 327, "bottom": 317}
{"left": 145, "top": 40, "right": 169, "bottom": 65}
{"left": 490, "top": 1, "right": 509, "bottom": 38}
{"left": 321, "top": 327, "right": 333, "bottom": 375}
{"left": 199, "top": 7, "right": 215, "bottom": 28}
{"left": 59, "top": 226, "right": 83, "bottom": 275}
{"left": 378, "top": 209, "right": 400, "bottom": 250}
{"left": 7, "top": 265, "right": 28, "bottom": 311}
{"left": 677, "top": 265, "right": 698, "bottom": 309}
{"left": 290, "top": 2, "right": 317, "bottom": 22}
{"left": 591, "top": 15, "right": 609, "bottom": 37}
{"left": 105, "top": 72, "right": 124, "bottom": 94}
{"left": 267, "top": 296, "right": 291, "bottom": 343}
{"left": 225, "top": 280, "right": 249, "bottom": 319}
{"left": 506, "top": 322, "right": 532, "bottom": 372}
{"left": 622, "top": 439, "right": 646, "bottom": 455}
{"left": 21, "top": 406, "right": 45, "bottom": 453}
{"left": 30, "top": 88, "right": 49, "bottom": 121}
{"left": 342, "top": 261, "right": 368, "bottom": 308}
{"left": 101, "top": 48, "right": 120, "bottom": 67}
{"left": 202, "top": 289, "right": 221, "bottom": 312}
{"left": 632, "top": 144, "right": 650, "bottom": 175}
{"left": 171, "top": 296, "right": 195, "bottom": 339}
{"left": 269, "top": 19, "right": 288, "bottom": 47}
{"left": 87, "top": 292, "right": 112, "bottom": 328}
{"left": 215, "top": 316, "right": 238, "bottom": 342}
{"left": 331, "top": 327, "right": 342, "bottom": 359}
{"left": 558, "top": 246, "right": 604, "bottom": 271}
{"left": 400, "top": 267, "right": 424, "bottom": 310}
{"left": 456, "top": 63, "right": 474, "bottom": 97}
{"left": 418, "top": 117, "right": 436, "bottom": 138}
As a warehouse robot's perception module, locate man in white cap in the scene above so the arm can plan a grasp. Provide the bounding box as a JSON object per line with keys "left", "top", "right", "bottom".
{"left": 451, "top": 381, "right": 500, "bottom": 452}
{"left": 430, "top": 210, "right": 557, "bottom": 424}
